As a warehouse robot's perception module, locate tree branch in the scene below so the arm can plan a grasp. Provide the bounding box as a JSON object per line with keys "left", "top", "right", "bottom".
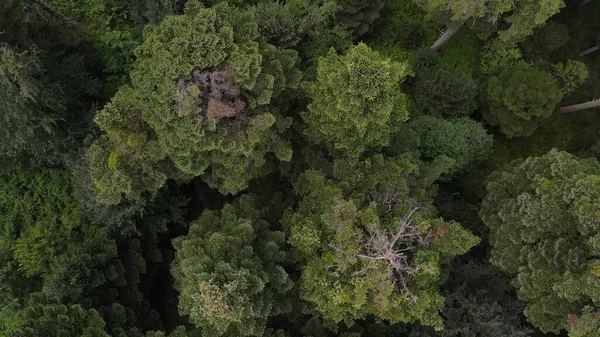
{"left": 30, "top": 0, "right": 76, "bottom": 29}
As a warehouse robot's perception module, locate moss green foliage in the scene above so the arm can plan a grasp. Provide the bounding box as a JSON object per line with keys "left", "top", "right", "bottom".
{"left": 172, "top": 195, "right": 292, "bottom": 336}
{"left": 479, "top": 39, "right": 522, "bottom": 75}
{"left": 0, "top": 169, "right": 123, "bottom": 303}
{"left": 250, "top": 0, "right": 334, "bottom": 49}
{"left": 520, "top": 21, "right": 570, "bottom": 60}
{"left": 414, "top": 65, "right": 478, "bottom": 116}
{"left": 437, "top": 29, "right": 482, "bottom": 76}
{"left": 0, "top": 170, "right": 82, "bottom": 277}
{"left": 482, "top": 62, "right": 563, "bottom": 138}
{"left": 480, "top": 150, "right": 600, "bottom": 333}
{"left": 407, "top": 116, "right": 493, "bottom": 175}
{"left": 414, "top": 0, "right": 564, "bottom": 43}
{"left": 568, "top": 306, "right": 600, "bottom": 337}
{"left": 335, "top": 0, "right": 383, "bottom": 36}
{"left": 552, "top": 60, "right": 590, "bottom": 96}
{"left": 0, "top": 44, "right": 64, "bottom": 163}
{"left": 401, "top": 259, "right": 532, "bottom": 337}
{"left": 368, "top": 0, "right": 437, "bottom": 61}
{"left": 4, "top": 0, "right": 600, "bottom": 336}
{"left": 284, "top": 155, "right": 479, "bottom": 328}
{"left": 302, "top": 43, "right": 411, "bottom": 159}
{"left": 1, "top": 293, "right": 109, "bottom": 337}
{"left": 88, "top": 1, "right": 301, "bottom": 204}
{"left": 118, "top": 0, "right": 182, "bottom": 33}
{"left": 48, "top": 0, "right": 140, "bottom": 90}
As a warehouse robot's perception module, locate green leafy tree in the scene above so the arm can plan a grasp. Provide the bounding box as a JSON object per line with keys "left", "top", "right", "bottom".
{"left": 414, "top": 66, "right": 478, "bottom": 116}
{"left": 302, "top": 43, "right": 411, "bottom": 159}
{"left": 0, "top": 293, "right": 109, "bottom": 337}
{"left": 45, "top": 0, "right": 140, "bottom": 90}
{"left": 0, "top": 44, "right": 65, "bottom": 163}
{"left": 415, "top": 0, "right": 564, "bottom": 49}
{"left": 400, "top": 259, "right": 532, "bottom": 337}
{"left": 551, "top": 60, "right": 589, "bottom": 96}
{"left": 0, "top": 168, "right": 121, "bottom": 302}
{"left": 481, "top": 62, "right": 563, "bottom": 138}
{"left": 250, "top": 0, "right": 334, "bottom": 49}
{"left": 407, "top": 116, "right": 493, "bottom": 175}
{"left": 335, "top": 0, "right": 384, "bottom": 36}
{"left": 479, "top": 39, "right": 522, "bottom": 75}
{"left": 520, "top": 21, "right": 570, "bottom": 60}
{"left": 0, "top": 1, "right": 103, "bottom": 165}
{"left": 88, "top": 1, "right": 301, "bottom": 204}
{"left": 119, "top": 0, "right": 183, "bottom": 33}
{"left": 480, "top": 150, "right": 600, "bottom": 333}
{"left": 568, "top": 307, "right": 600, "bottom": 337}
{"left": 284, "top": 155, "right": 478, "bottom": 328}
{"left": 172, "top": 195, "right": 293, "bottom": 337}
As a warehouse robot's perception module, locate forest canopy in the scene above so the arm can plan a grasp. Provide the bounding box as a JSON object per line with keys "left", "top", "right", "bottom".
{"left": 1, "top": 0, "right": 600, "bottom": 337}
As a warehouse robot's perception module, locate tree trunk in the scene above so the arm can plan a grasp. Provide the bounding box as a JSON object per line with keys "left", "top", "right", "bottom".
{"left": 580, "top": 45, "right": 600, "bottom": 57}
{"left": 560, "top": 99, "right": 600, "bottom": 113}
{"left": 431, "top": 20, "right": 467, "bottom": 51}
{"left": 30, "top": 0, "right": 76, "bottom": 28}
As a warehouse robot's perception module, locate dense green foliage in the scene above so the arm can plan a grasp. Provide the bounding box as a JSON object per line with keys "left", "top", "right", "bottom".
{"left": 302, "top": 43, "right": 411, "bottom": 159}
{"left": 172, "top": 195, "right": 292, "bottom": 336}
{"left": 481, "top": 150, "right": 600, "bottom": 333}
{"left": 284, "top": 155, "right": 478, "bottom": 328}
{"left": 2, "top": 0, "right": 600, "bottom": 336}
{"left": 481, "top": 62, "right": 563, "bottom": 138}
{"left": 414, "top": 65, "right": 478, "bottom": 116}
{"left": 406, "top": 116, "right": 493, "bottom": 175}
{"left": 414, "top": 0, "right": 565, "bottom": 43}
{"left": 88, "top": 1, "right": 300, "bottom": 204}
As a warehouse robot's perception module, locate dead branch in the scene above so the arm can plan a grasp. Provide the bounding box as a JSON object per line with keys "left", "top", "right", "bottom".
{"left": 30, "top": 0, "right": 76, "bottom": 28}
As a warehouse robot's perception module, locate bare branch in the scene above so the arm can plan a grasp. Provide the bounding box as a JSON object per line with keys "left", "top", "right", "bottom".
{"left": 30, "top": 0, "right": 76, "bottom": 28}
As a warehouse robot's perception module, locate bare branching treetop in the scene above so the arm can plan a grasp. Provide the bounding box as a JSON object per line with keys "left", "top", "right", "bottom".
{"left": 334, "top": 207, "right": 443, "bottom": 303}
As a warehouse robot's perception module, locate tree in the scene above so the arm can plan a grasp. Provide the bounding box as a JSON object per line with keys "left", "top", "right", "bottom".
{"left": 118, "top": 0, "right": 183, "bottom": 34}
{"left": 1, "top": 293, "right": 109, "bottom": 337}
{"left": 0, "top": 168, "right": 123, "bottom": 302}
{"left": 568, "top": 307, "right": 600, "bottom": 337}
{"left": 520, "top": 21, "right": 570, "bottom": 61}
{"left": 481, "top": 62, "right": 563, "bottom": 138}
{"left": 479, "top": 39, "right": 522, "bottom": 75}
{"left": 414, "top": 66, "right": 478, "bottom": 116}
{"left": 0, "top": 44, "right": 65, "bottom": 163}
{"left": 407, "top": 116, "right": 493, "bottom": 176}
{"left": 88, "top": 1, "right": 301, "bottom": 204}
{"left": 580, "top": 32, "right": 600, "bottom": 57}
{"left": 480, "top": 149, "right": 600, "bottom": 333}
{"left": 401, "top": 259, "right": 532, "bottom": 337}
{"left": 171, "top": 195, "right": 293, "bottom": 337}
{"left": 250, "top": 0, "right": 333, "bottom": 49}
{"left": 284, "top": 155, "right": 478, "bottom": 328}
{"left": 551, "top": 60, "right": 589, "bottom": 96}
{"left": 302, "top": 43, "right": 411, "bottom": 159}
{"left": 414, "top": 0, "right": 565, "bottom": 50}
{"left": 335, "top": 0, "right": 384, "bottom": 36}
